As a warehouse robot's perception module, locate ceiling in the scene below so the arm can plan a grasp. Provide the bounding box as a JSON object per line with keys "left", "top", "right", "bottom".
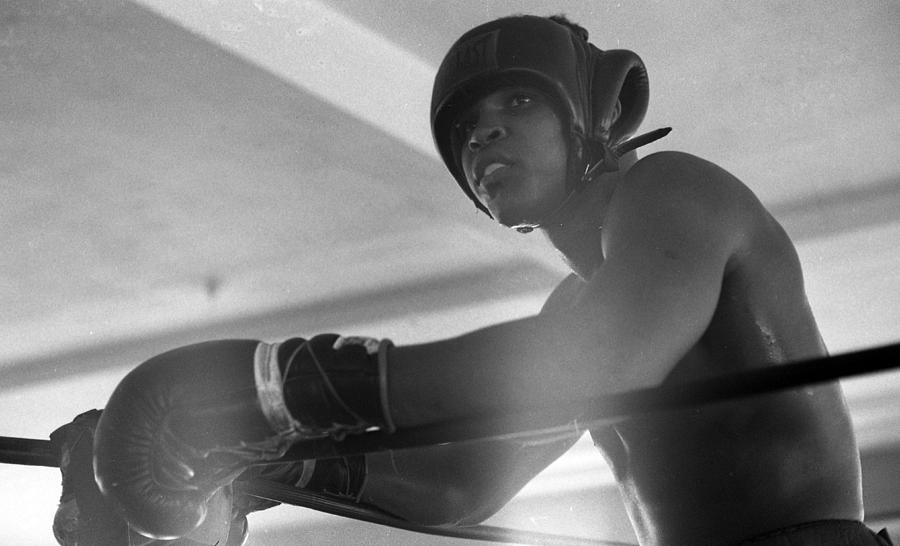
{"left": 1, "top": 1, "right": 899, "bottom": 544}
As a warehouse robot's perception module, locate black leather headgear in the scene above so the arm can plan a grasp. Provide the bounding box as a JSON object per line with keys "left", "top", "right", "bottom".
{"left": 431, "top": 15, "right": 650, "bottom": 218}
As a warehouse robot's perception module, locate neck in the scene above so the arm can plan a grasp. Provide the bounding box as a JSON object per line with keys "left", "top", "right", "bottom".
{"left": 540, "top": 151, "right": 637, "bottom": 279}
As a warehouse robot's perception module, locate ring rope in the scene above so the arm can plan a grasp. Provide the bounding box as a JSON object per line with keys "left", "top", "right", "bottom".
{"left": 235, "top": 479, "right": 633, "bottom": 546}
{"left": 0, "top": 436, "right": 57, "bottom": 467}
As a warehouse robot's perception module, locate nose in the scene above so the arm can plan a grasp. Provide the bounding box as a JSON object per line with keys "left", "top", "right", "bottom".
{"left": 467, "top": 124, "right": 507, "bottom": 152}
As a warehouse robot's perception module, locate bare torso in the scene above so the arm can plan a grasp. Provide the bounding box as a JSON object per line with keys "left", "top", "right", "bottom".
{"left": 548, "top": 153, "right": 863, "bottom": 545}
{"left": 380, "top": 152, "right": 863, "bottom": 538}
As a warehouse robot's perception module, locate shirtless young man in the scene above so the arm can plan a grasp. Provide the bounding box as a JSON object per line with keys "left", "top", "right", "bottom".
{"left": 62, "top": 14, "right": 890, "bottom": 546}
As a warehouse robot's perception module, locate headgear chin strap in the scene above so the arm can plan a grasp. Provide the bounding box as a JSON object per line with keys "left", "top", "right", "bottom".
{"left": 430, "top": 15, "right": 670, "bottom": 230}
{"left": 511, "top": 127, "right": 672, "bottom": 233}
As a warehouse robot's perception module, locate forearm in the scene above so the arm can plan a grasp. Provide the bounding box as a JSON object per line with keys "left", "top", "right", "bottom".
{"left": 91, "top": 327, "right": 590, "bottom": 538}
{"left": 361, "top": 430, "right": 580, "bottom": 526}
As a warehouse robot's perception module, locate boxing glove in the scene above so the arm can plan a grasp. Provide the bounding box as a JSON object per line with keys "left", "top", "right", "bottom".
{"left": 52, "top": 409, "right": 251, "bottom": 546}
{"left": 94, "top": 334, "right": 393, "bottom": 540}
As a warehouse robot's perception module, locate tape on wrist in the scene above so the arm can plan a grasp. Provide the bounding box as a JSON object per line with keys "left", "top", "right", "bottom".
{"left": 256, "top": 338, "right": 396, "bottom": 439}
{"left": 254, "top": 341, "right": 323, "bottom": 440}
{"left": 297, "top": 459, "right": 317, "bottom": 488}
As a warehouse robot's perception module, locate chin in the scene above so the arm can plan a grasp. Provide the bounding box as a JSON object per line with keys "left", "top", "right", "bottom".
{"left": 485, "top": 203, "right": 517, "bottom": 225}
{"left": 485, "top": 191, "right": 558, "bottom": 229}
{"left": 493, "top": 209, "right": 539, "bottom": 230}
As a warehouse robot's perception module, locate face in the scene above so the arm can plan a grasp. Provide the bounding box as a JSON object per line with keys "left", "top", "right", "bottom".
{"left": 457, "top": 86, "right": 570, "bottom": 227}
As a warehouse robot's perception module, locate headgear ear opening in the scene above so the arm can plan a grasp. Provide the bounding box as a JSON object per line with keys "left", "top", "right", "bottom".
{"left": 589, "top": 48, "right": 650, "bottom": 147}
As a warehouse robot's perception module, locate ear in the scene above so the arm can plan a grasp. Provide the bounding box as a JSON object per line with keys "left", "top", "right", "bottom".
{"left": 611, "top": 99, "right": 622, "bottom": 127}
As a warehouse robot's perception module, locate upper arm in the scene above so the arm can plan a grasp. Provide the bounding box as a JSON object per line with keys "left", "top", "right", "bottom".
{"left": 387, "top": 153, "right": 749, "bottom": 426}
{"left": 573, "top": 152, "right": 743, "bottom": 387}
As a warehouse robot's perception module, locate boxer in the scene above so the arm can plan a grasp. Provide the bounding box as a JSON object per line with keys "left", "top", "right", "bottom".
{"left": 76, "top": 14, "right": 892, "bottom": 546}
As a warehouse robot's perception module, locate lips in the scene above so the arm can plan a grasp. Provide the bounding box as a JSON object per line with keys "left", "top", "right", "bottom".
{"left": 482, "top": 162, "right": 507, "bottom": 178}
{"left": 473, "top": 154, "right": 514, "bottom": 186}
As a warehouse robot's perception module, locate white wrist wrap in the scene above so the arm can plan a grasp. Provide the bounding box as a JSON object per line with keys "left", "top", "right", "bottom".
{"left": 253, "top": 342, "right": 306, "bottom": 439}
{"left": 297, "top": 459, "right": 317, "bottom": 488}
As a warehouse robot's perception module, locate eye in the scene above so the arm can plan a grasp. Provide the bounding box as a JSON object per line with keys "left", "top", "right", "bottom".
{"left": 509, "top": 93, "right": 533, "bottom": 108}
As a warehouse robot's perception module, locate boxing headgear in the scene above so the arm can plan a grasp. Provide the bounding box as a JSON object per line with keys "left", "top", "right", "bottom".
{"left": 430, "top": 15, "right": 650, "bottom": 220}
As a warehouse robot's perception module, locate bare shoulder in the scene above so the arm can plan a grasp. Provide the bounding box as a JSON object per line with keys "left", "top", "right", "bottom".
{"left": 606, "top": 151, "right": 781, "bottom": 260}
{"left": 623, "top": 150, "right": 755, "bottom": 208}
{"left": 628, "top": 149, "right": 729, "bottom": 174}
